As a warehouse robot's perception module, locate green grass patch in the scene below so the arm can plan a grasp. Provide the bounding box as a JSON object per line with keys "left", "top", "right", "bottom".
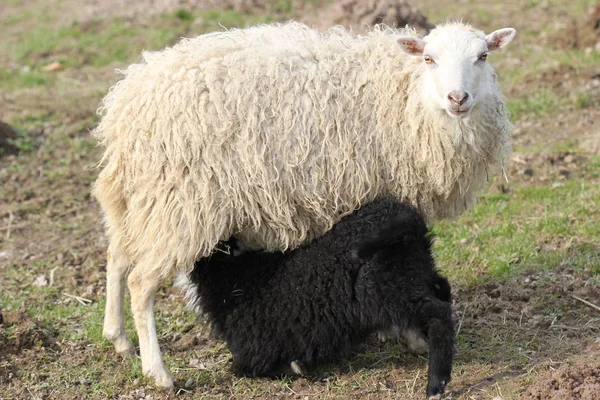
{"left": 11, "top": 21, "right": 156, "bottom": 68}
{"left": 174, "top": 9, "right": 195, "bottom": 21}
{"left": 507, "top": 90, "right": 568, "bottom": 121}
{"left": 0, "top": 67, "right": 49, "bottom": 89}
{"left": 0, "top": 7, "right": 297, "bottom": 89}
{"left": 6, "top": 130, "right": 38, "bottom": 153}
{"left": 496, "top": 44, "right": 600, "bottom": 93}
{"left": 434, "top": 157, "right": 600, "bottom": 286}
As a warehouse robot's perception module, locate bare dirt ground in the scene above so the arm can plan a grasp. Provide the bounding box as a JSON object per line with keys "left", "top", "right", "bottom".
{"left": 1, "top": 1, "right": 599, "bottom": 399}
{"left": 520, "top": 344, "right": 600, "bottom": 400}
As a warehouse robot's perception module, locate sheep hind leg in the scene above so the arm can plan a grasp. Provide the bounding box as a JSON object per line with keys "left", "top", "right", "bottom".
{"left": 377, "top": 326, "right": 429, "bottom": 355}
{"left": 401, "top": 328, "right": 429, "bottom": 355}
{"left": 102, "top": 243, "right": 135, "bottom": 357}
{"left": 128, "top": 263, "right": 174, "bottom": 388}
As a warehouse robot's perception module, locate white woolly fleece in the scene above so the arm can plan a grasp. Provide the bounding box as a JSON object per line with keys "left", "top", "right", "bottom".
{"left": 93, "top": 21, "right": 512, "bottom": 279}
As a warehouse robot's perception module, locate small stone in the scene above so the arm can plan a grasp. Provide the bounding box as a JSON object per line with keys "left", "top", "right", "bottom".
{"left": 33, "top": 275, "right": 48, "bottom": 287}
{"left": 184, "top": 378, "right": 194, "bottom": 388}
{"left": 563, "top": 154, "right": 575, "bottom": 164}
{"left": 83, "top": 284, "right": 95, "bottom": 296}
{"left": 41, "top": 61, "right": 64, "bottom": 72}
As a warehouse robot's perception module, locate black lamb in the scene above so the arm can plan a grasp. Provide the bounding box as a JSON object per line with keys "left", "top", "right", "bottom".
{"left": 189, "top": 199, "right": 455, "bottom": 398}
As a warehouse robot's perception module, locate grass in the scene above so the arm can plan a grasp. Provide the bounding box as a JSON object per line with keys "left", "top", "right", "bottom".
{"left": 1, "top": 0, "right": 599, "bottom": 399}
{"left": 0, "top": 2, "right": 307, "bottom": 81}
{"left": 434, "top": 166, "right": 600, "bottom": 286}
{"left": 506, "top": 91, "right": 568, "bottom": 121}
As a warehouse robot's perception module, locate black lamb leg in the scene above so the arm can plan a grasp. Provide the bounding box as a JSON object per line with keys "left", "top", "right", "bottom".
{"left": 420, "top": 300, "right": 455, "bottom": 398}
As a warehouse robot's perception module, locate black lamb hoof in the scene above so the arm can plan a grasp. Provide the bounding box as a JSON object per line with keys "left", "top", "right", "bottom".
{"left": 426, "top": 375, "right": 448, "bottom": 399}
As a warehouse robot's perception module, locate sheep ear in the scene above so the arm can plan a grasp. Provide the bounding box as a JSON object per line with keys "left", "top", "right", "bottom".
{"left": 485, "top": 28, "right": 516, "bottom": 51}
{"left": 396, "top": 36, "right": 426, "bottom": 55}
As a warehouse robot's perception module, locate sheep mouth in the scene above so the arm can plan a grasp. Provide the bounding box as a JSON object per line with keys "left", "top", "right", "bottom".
{"left": 447, "top": 107, "right": 471, "bottom": 118}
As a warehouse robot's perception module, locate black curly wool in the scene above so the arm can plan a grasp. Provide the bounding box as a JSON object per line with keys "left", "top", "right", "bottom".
{"left": 190, "top": 199, "right": 454, "bottom": 397}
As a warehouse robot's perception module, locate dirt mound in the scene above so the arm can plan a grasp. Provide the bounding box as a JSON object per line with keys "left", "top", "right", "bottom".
{"left": 0, "top": 310, "right": 58, "bottom": 385}
{"left": 301, "top": 0, "right": 433, "bottom": 34}
{"left": 552, "top": 3, "right": 600, "bottom": 50}
{"left": 520, "top": 359, "right": 600, "bottom": 400}
{"left": 0, "top": 309, "right": 58, "bottom": 355}
{"left": 0, "top": 120, "right": 18, "bottom": 156}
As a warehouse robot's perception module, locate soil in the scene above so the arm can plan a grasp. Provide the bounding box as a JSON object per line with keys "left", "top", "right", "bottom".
{"left": 0, "top": 309, "right": 59, "bottom": 386}
{"left": 0, "top": 121, "right": 18, "bottom": 157}
{"left": 47, "top": 0, "right": 322, "bottom": 25}
{"left": 0, "top": 310, "right": 58, "bottom": 353}
{"left": 301, "top": 0, "right": 433, "bottom": 34}
{"left": 550, "top": 3, "right": 600, "bottom": 50}
{"left": 16, "top": 0, "right": 432, "bottom": 33}
{"left": 1, "top": 0, "right": 599, "bottom": 399}
{"left": 520, "top": 342, "right": 600, "bottom": 400}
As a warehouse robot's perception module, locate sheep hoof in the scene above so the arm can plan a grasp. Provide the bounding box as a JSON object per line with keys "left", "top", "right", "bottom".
{"left": 290, "top": 360, "right": 305, "bottom": 376}
{"left": 152, "top": 372, "right": 175, "bottom": 389}
{"left": 112, "top": 336, "right": 136, "bottom": 358}
{"left": 117, "top": 346, "right": 137, "bottom": 358}
{"left": 143, "top": 366, "right": 174, "bottom": 388}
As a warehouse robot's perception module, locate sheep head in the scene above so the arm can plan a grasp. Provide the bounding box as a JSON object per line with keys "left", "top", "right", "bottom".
{"left": 397, "top": 22, "right": 516, "bottom": 119}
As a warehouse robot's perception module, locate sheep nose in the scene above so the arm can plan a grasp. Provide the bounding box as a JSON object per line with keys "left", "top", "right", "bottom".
{"left": 447, "top": 91, "right": 469, "bottom": 105}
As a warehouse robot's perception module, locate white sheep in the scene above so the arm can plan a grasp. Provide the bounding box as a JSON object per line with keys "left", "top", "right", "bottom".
{"left": 92, "top": 21, "right": 516, "bottom": 387}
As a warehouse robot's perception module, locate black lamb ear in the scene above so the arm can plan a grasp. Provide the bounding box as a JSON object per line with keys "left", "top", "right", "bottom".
{"left": 351, "top": 225, "right": 388, "bottom": 259}
{"left": 351, "top": 241, "right": 375, "bottom": 259}
{"left": 432, "top": 275, "right": 451, "bottom": 303}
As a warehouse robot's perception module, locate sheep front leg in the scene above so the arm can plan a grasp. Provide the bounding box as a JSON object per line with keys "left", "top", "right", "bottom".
{"left": 127, "top": 264, "right": 174, "bottom": 388}
{"left": 103, "top": 244, "right": 135, "bottom": 356}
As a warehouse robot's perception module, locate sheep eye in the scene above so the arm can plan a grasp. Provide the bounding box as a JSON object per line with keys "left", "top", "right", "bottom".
{"left": 478, "top": 53, "right": 488, "bottom": 61}
{"left": 423, "top": 55, "right": 434, "bottom": 64}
